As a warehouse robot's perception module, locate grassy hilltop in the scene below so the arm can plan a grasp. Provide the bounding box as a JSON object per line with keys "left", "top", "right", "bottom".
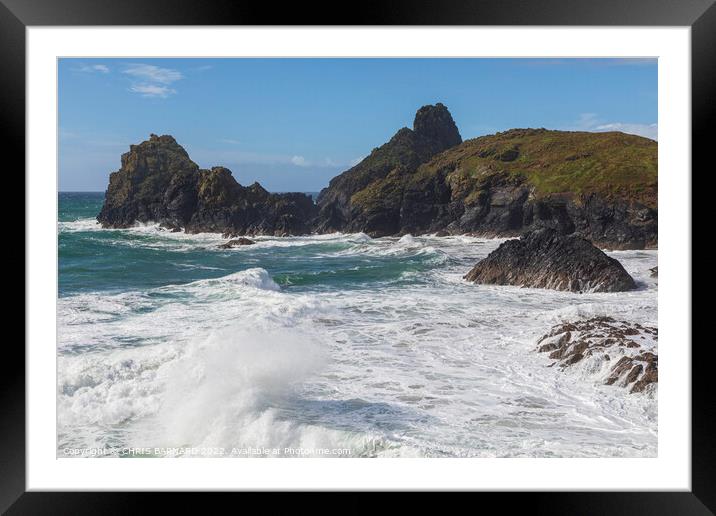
{"left": 353, "top": 128, "right": 657, "bottom": 215}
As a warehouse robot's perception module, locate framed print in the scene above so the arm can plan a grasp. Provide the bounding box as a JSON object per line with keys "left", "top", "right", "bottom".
{"left": 6, "top": 0, "right": 714, "bottom": 512}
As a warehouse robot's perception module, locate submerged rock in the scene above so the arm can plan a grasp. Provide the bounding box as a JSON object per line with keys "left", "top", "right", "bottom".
{"left": 159, "top": 222, "right": 182, "bottom": 232}
{"left": 463, "top": 229, "right": 636, "bottom": 292}
{"left": 97, "top": 134, "right": 318, "bottom": 236}
{"left": 218, "top": 237, "right": 255, "bottom": 248}
{"left": 650, "top": 266, "right": 658, "bottom": 277}
{"left": 536, "top": 317, "right": 657, "bottom": 393}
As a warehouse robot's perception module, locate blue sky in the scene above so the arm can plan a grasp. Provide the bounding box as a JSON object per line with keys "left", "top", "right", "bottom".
{"left": 59, "top": 58, "right": 657, "bottom": 192}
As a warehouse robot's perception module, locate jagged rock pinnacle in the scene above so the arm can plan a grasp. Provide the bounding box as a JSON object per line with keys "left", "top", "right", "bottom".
{"left": 413, "top": 103, "right": 462, "bottom": 149}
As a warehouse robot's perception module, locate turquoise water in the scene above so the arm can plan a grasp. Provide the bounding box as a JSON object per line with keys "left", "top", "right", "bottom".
{"left": 57, "top": 192, "right": 659, "bottom": 458}
{"left": 59, "top": 192, "right": 442, "bottom": 296}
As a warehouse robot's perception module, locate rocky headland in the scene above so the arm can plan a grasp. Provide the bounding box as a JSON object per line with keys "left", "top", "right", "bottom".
{"left": 97, "top": 134, "right": 317, "bottom": 236}
{"left": 315, "top": 106, "right": 657, "bottom": 249}
{"left": 97, "top": 103, "right": 657, "bottom": 250}
{"left": 463, "top": 229, "right": 637, "bottom": 292}
{"left": 536, "top": 317, "right": 657, "bottom": 394}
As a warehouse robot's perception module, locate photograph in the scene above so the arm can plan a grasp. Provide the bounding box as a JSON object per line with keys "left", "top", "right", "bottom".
{"left": 57, "top": 57, "right": 658, "bottom": 459}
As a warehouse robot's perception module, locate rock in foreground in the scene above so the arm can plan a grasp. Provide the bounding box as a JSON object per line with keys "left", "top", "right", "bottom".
{"left": 464, "top": 229, "right": 636, "bottom": 292}
{"left": 536, "top": 317, "right": 657, "bottom": 393}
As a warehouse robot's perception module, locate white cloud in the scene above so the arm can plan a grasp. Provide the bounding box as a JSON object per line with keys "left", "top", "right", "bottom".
{"left": 220, "top": 139, "right": 242, "bottom": 145}
{"left": 195, "top": 148, "right": 358, "bottom": 169}
{"left": 593, "top": 122, "right": 658, "bottom": 141}
{"left": 122, "top": 64, "right": 183, "bottom": 98}
{"left": 291, "top": 155, "right": 308, "bottom": 167}
{"left": 123, "top": 64, "right": 183, "bottom": 84}
{"left": 129, "top": 84, "right": 177, "bottom": 98}
{"left": 290, "top": 155, "right": 346, "bottom": 168}
{"left": 575, "top": 113, "right": 599, "bottom": 129}
{"left": 572, "top": 113, "right": 657, "bottom": 141}
{"left": 73, "top": 63, "right": 110, "bottom": 74}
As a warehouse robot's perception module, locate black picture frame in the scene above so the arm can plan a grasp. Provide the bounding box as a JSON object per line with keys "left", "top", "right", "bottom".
{"left": 5, "top": 0, "right": 713, "bottom": 512}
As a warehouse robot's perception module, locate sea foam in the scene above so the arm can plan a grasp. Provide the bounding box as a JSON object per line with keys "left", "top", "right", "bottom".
{"left": 58, "top": 229, "right": 658, "bottom": 457}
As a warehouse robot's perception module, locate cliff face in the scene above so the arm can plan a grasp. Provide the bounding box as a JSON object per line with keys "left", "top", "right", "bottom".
{"left": 313, "top": 103, "right": 462, "bottom": 234}
{"left": 332, "top": 126, "right": 657, "bottom": 249}
{"left": 97, "top": 134, "right": 317, "bottom": 236}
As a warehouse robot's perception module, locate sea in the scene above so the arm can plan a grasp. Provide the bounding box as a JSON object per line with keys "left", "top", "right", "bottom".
{"left": 58, "top": 191, "right": 658, "bottom": 458}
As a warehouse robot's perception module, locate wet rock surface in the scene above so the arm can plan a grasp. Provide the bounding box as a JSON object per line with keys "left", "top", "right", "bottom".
{"left": 218, "top": 237, "right": 256, "bottom": 248}
{"left": 536, "top": 317, "right": 658, "bottom": 393}
{"left": 463, "top": 229, "right": 637, "bottom": 292}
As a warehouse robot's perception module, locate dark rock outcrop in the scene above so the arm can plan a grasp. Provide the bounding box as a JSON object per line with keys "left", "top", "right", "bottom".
{"left": 313, "top": 103, "right": 462, "bottom": 236}
{"left": 218, "top": 237, "right": 255, "bottom": 248}
{"left": 536, "top": 317, "right": 658, "bottom": 393}
{"left": 463, "top": 229, "right": 637, "bottom": 292}
{"left": 98, "top": 134, "right": 200, "bottom": 229}
{"left": 650, "top": 266, "right": 658, "bottom": 277}
{"left": 97, "top": 134, "right": 317, "bottom": 236}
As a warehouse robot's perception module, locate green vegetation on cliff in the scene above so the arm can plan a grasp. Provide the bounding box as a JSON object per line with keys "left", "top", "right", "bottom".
{"left": 350, "top": 128, "right": 657, "bottom": 216}
{"left": 343, "top": 126, "right": 657, "bottom": 247}
{"left": 414, "top": 128, "right": 657, "bottom": 208}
